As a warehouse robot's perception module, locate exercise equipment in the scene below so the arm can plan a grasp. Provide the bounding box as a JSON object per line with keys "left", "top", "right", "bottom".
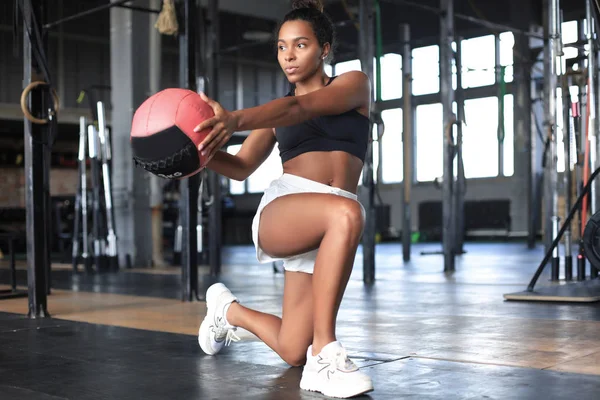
{"left": 71, "top": 103, "right": 119, "bottom": 273}
{"left": 130, "top": 88, "right": 213, "bottom": 180}
{"left": 71, "top": 117, "right": 92, "bottom": 273}
{"left": 97, "top": 103, "right": 119, "bottom": 270}
{"left": 505, "top": 0, "right": 600, "bottom": 302}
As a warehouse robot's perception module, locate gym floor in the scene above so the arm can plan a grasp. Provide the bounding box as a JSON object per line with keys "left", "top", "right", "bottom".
{"left": 1, "top": 243, "right": 600, "bottom": 399}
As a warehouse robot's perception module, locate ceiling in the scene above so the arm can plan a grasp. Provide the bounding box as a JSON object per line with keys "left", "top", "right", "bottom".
{"left": 203, "top": 0, "right": 588, "bottom": 62}
{"left": 4, "top": 0, "right": 587, "bottom": 63}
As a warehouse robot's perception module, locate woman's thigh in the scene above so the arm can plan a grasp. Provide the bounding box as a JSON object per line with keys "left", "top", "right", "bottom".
{"left": 257, "top": 192, "right": 363, "bottom": 259}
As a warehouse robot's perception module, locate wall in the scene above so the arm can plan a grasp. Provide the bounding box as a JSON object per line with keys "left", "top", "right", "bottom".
{"left": 228, "top": 175, "right": 529, "bottom": 238}
{"left": 0, "top": 167, "right": 78, "bottom": 208}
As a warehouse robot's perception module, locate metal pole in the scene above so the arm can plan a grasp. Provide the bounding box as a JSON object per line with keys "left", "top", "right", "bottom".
{"left": 544, "top": 0, "right": 560, "bottom": 281}
{"left": 577, "top": 19, "right": 588, "bottom": 280}
{"left": 401, "top": 24, "right": 412, "bottom": 262}
{"left": 207, "top": 0, "right": 222, "bottom": 277}
{"left": 179, "top": 0, "right": 200, "bottom": 301}
{"left": 563, "top": 75, "right": 573, "bottom": 281}
{"left": 149, "top": 0, "right": 165, "bottom": 269}
{"left": 495, "top": 33, "right": 505, "bottom": 176}
{"left": 97, "top": 102, "right": 119, "bottom": 271}
{"left": 454, "top": 34, "right": 465, "bottom": 256}
{"left": 587, "top": 0, "right": 597, "bottom": 217}
{"left": 23, "top": 0, "right": 49, "bottom": 318}
{"left": 359, "top": 0, "right": 376, "bottom": 284}
{"left": 509, "top": 1, "right": 535, "bottom": 249}
{"left": 440, "top": 0, "right": 455, "bottom": 273}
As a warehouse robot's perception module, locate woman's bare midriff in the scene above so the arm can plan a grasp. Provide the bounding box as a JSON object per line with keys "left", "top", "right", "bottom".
{"left": 282, "top": 151, "right": 364, "bottom": 194}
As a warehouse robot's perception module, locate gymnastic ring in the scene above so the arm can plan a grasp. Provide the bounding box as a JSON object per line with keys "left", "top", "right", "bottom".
{"left": 20, "top": 81, "right": 60, "bottom": 125}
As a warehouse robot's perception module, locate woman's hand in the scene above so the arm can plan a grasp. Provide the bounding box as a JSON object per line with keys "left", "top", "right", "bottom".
{"left": 194, "top": 92, "right": 240, "bottom": 159}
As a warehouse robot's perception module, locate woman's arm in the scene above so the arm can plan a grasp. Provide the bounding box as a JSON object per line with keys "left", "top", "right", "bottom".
{"left": 204, "top": 128, "right": 276, "bottom": 181}
{"left": 234, "top": 71, "right": 370, "bottom": 131}
{"left": 195, "top": 71, "right": 370, "bottom": 159}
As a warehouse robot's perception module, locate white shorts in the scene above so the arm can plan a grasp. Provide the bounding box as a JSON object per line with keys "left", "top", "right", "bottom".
{"left": 251, "top": 173, "right": 365, "bottom": 274}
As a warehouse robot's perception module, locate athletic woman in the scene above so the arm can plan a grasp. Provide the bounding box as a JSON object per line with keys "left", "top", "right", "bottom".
{"left": 195, "top": 1, "right": 373, "bottom": 397}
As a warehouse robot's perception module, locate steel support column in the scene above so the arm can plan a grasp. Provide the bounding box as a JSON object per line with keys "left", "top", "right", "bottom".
{"left": 149, "top": 0, "right": 165, "bottom": 268}
{"left": 509, "top": 0, "right": 534, "bottom": 249}
{"left": 440, "top": 0, "right": 455, "bottom": 273}
{"left": 495, "top": 33, "right": 505, "bottom": 176}
{"left": 359, "top": 0, "right": 376, "bottom": 284}
{"left": 179, "top": 0, "right": 200, "bottom": 301}
{"left": 401, "top": 24, "right": 413, "bottom": 262}
{"left": 110, "top": 0, "right": 153, "bottom": 269}
{"left": 454, "top": 35, "right": 465, "bottom": 256}
{"left": 206, "top": 0, "right": 222, "bottom": 277}
{"left": 22, "top": 0, "right": 50, "bottom": 318}
{"left": 543, "top": 0, "right": 560, "bottom": 280}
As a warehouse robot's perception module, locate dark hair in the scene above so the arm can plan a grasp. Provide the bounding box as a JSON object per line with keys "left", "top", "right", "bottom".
{"left": 278, "top": 0, "right": 336, "bottom": 63}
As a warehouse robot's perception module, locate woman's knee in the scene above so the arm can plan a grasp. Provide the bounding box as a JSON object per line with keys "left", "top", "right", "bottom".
{"left": 279, "top": 344, "right": 308, "bottom": 367}
{"left": 330, "top": 198, "right": 365, "bottom": 237}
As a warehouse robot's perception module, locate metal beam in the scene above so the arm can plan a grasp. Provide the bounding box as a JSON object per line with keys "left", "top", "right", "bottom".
{"left": 543, "top": 0, "right": 561, "bottom": 280}
{"left": 44, "top": 0, "right": 133, "bottom": 30}
{"left": 110, "top": 0, "right": 153, "bottom": 270}
{"left": 510, "top": 0, "right": 535, "bottom": 248}
{"left": 179, "top": 0, "right": 201, "bottom": 300}
{"left": 383, "top": 0, "right": 544, "bottom": 40}
{"left": 454, "top": 34, "right": 466, "bottom": 256}
{"left": 206, "top": 0, "right": 223, "bottom": 277}
{"left": 440, "top": 0, "right": 455, "bottom": 273}
{"left": 401, "top": 24, "right": 413, "bottom": 262}
{"left": 22, "top": 0, "right": 50, "bottom": 318}
{"left": 359, "top": 0, "right": 376, "bottom": 285}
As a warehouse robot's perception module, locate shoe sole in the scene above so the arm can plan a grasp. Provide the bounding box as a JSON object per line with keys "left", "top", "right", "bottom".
{"left": 198, "top": 316, "right": 218, "bottom": 355}
{"left": 198, "top": 283, "right": 234, "bottom": 355}
{"left": 299, "top": 374, "right": 374, "bottom": 398}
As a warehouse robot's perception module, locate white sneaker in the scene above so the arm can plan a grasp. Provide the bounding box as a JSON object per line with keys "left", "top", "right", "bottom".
{"left": 300, "top": 341, "right": 374, "bottom": 398}
{"left": 198, "top": 283, "right": 241, "bottom": 355}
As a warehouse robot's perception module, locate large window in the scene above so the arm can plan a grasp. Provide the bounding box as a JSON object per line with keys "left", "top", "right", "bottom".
{"left": 562, "top": 20, "right": 578, "bottom": 44}
{"left": 499, "top": 32, "right": 514, "bottom": 83}
{"left": 380, "top": 108, "right": 404, "bottom": 183}
{"left": 416, "top": 103, "right": 443, "bottom": 182}
{"left": 412, "top": 45, "right": 439, "bottom": 95}
{"left": 247, "top": 143, "right": 283, "bottom": 193}
{"left": 227, "top": 145, "right": 245, "bottom": 195}
{"left": 334, "top": 54, "right": 402, "bottom": 100}
{"left": 415, "top": 96, "right": 514, "bottom": 181}
{"left": 461, "top": 35, "right": 495, "bottom": 88}
{"left": 463, "top": 97, "right": 499, "bottom": 178}
{"left": 334, "top": 59, "right": 362, "bottom": 75}
{"left": 503, "top": 95, "right": 515, "bottom": 177}
{"left": 226, "top": 142, "right": 284, "bottom": 195}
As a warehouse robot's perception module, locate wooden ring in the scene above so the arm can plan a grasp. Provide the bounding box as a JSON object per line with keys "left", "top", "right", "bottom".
{"left": 20, "top": 81, "right": 60, "bottom": 125}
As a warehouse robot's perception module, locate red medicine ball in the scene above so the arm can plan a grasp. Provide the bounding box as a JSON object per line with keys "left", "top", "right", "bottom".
{"left": 130, "top": 88, "right": 214, "bottom": 179}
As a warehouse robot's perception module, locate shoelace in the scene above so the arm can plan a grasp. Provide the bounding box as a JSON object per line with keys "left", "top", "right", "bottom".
{"left": 333, "top": 348, "right": 358, "bottom": 371}
{"left": 214, "top": 323, "right": 241, "bottom": 346}
{"left": 224, "top": 329, "right": 241, "bottom": 346}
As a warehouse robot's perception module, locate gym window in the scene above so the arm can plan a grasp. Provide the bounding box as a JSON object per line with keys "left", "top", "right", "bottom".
{"left": 461, "top": 35, "right": 496, "bottom": 88}
{"left": 380, "top": 108, "right": 404, "bottom": 184}
{"left": 415, "top": 103, "right": 444, "bottom": 182}
{"left": 412, "top": 45, "right": 439, "bottom": 95}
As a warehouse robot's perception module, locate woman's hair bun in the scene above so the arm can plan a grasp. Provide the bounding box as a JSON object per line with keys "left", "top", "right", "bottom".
{"left": 291, "top": 0, "right": 324, "bottom": 12}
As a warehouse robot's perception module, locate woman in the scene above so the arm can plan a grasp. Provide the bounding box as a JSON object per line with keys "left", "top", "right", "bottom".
{"left": 195, "top": 1, "right": 373, "bottom": 397}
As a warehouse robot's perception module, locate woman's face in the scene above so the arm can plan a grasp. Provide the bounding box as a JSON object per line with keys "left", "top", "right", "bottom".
{"left": 277, "top": 20, "right": 327, "bottom": 84}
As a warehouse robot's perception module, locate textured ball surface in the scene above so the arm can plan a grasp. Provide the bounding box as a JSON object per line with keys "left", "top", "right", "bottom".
{"left": 130, "top": 88, "right": 214, "bottom": 179}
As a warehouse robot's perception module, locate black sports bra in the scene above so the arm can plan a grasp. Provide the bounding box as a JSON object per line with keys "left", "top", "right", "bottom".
{"left": 274, "top": 76, "right": 370, "bottom": 164}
